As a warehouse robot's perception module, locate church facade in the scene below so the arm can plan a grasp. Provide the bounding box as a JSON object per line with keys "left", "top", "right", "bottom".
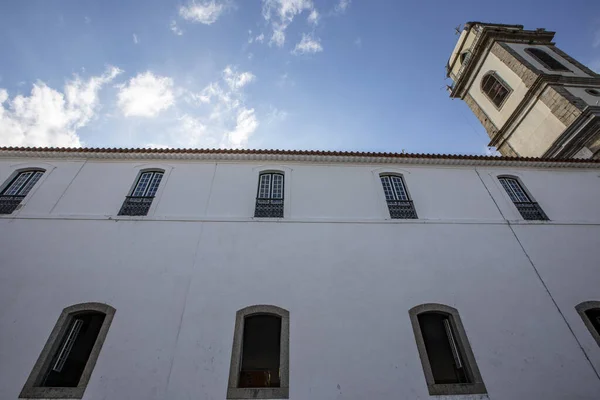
{"left": 1, "top": 147, "right": 600, "bottom": 399}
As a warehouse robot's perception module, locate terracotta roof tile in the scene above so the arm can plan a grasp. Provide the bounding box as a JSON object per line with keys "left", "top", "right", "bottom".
{"left": 0, "top": 146, "right": 598, "bottom": 164}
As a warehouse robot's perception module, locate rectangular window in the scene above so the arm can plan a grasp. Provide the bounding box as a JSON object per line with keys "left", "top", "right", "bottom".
{"left": 255, "top": 172, "right": 284, "bottom": 218}
{"left": 0, "top": 170, "right": 44, "bottom": 214}
{"left": 498, "top": 177, "right": 548, "bottom": 221}
{"left": 380, "top": 175, "right": 417, "bottom": 219}
{"left": 118, "top": 171, "right": 164, "bottom": 216}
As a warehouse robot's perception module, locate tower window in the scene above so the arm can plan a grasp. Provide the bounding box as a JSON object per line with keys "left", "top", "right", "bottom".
{"left": 19, "top": 303, "right": 116, "bottom": 399}
{"left": 0, "top": 169, "right": 45, "bottom": 214}
{"left": 498, "top": 176, "right": 548, "bottom": 221}
{"left": 228, "top": 305, "right": 290, "bottom": 399}
{"left": 576, "top": 301, "right": 600, "bottom": 349}
{"left": 481, "top": 72, "right": 511, "bottom": 109}
{"left": 380, "top": 174, "right": 417, "bottom": 219}
{"left": 254, "top": 172, "right": 284, "bottom": 218}
{"left": 525, "top": 48, "right": 570, "bottom": 72}
{"left": 585, "top": 89, "right": 600, "bottom": 97}
{"left": 409, "top": 304, "right": 487, "bottom": 396}
{"left": 460, "top": 51, "right": 471, "bottom": 67}
{"left": 118, "top": 170, "right": 164, "bottom": 216}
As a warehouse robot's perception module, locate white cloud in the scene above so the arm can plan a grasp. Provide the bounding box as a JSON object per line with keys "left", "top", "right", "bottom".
{"left": 276, "top": 72, "right": 294, "bottom": 87}
{"left": 117, "top": 72, "right": 175, "bottom": 117}
{"left": 265, "top": 106, "right": 288, "bottom": 124}
{"left": 334, "top": 0, "right": 350, "bottom": 13}
{"left": 180, "top": 66, "right": 259, "bottom": 148}
{"left": 133, "top": 34, "right": 139, "bottom": 44}
{"left": 307, "top": 9, "right": 319, "bottom": 25}
{"left": 170, "top": 20, "right": 183, "bottom": 35}
{"left": 0, "top": 66, "right": 121, "bottom": 147}
{"left": 179, "top": 0, "right": 230, "bottom": 25}
{"left": 262, "top": 0, "right": 314, "bottom": 47}
{"left": 248, "top": 32, "right": 265, "bottom": 44}
{"left": 228, "top": 108, "right": 258, "bottom": 147}
{"left": 354, "top": 37, "right": 362, "bottom": 48}
{"left": 223, "top": 66, "right": 256, "bottom": 90}
{"left": 292, "top": 33, "right": 323, "bottom": 55}
{"left": 270, "top": 28, "right": 286, "bottom": 47}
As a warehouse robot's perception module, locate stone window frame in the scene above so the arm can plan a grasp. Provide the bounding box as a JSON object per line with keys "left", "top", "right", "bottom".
{"left": 19, "top": 302, "right": 116, "bottom": 399}
{"left": 576, "top": 301, "right": 600, "bottom": 348}
{"left": 480, "top": 71, "right": 513, "bottom": 110}
{"left": 227, "top": 305, "right": 290, "bottom": 399}
{"left": 409, "top": 303, "right": 487, "bottom": 396}
{"left": 524, "top": 47, "right": 571, "bottom": 72}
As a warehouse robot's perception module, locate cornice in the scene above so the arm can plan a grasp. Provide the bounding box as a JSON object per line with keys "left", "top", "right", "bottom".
{"left": 0, "top": 147, "right": 598, "bottom": 169}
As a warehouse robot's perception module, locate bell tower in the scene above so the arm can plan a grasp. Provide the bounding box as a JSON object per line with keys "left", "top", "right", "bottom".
{"left": 447, "top": 22, "right": 600, "bottom": 159}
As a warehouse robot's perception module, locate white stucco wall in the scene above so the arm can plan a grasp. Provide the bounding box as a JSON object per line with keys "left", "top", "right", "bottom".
{"left": 1, "top": 157, "right": 600, "bottom": 400}
{"left": 506, "top": 43, "right": 590, "bottom": 78}
{"left": 506, "top": 101, "right": 567, "bottom": 157}
{"left": 468, "top": 53, "right": 529, "bottom": 129}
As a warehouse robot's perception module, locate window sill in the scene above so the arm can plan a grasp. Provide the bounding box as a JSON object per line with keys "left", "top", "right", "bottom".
{"left": 226, "top": 387, "right": 289, "bottom": 399}
{"left": 428, "top": 382, "right": 487, "bottom": 396}
{"left": 20, "top": 386, "right": 85, "bottom": 399}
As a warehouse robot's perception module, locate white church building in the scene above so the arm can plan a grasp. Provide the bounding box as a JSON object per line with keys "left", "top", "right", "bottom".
{"left": 1, "top": 23, "right": 600, "bottom": 400}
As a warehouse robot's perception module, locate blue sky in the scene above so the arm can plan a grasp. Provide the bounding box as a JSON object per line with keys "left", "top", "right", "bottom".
{"left": 0, "top": 0, "right": 599, "bottom": 154}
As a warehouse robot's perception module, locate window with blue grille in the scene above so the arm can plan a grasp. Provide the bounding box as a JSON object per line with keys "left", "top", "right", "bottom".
{"left": 498, "top": 176, "right": 548, "bottom": 221}
{"left": 0, "top": 169, "right": 44, "bottom": 214}
{"left": 255, "top": 172, "right": 284, "bottom": 218}
{"left": 380, "top": 175, "right": 417, "bottom": 219}
{"left": 118, "top": 171, "right": 164, "bottom": 216}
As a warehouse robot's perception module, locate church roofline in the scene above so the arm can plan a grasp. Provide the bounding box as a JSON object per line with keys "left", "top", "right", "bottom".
{"left": 0, "top": 147, "right": 598, "bottom": 168}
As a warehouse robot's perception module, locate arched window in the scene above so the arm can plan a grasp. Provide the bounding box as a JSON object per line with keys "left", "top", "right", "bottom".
{"left": 409, "top": 304, "right": 486, "bottom": 396}
{"left": 498, "top": 176, "right": 548, "bottom": 220}
{"left": 118, "top": 170, "right": 164, "bottom": 216}
{"left": 0, "top": 169, "right": 45, "bottom": 214}
{"left": 525, "top": 48, "right": 570, "bottom": 72}
{"left": 255, "top": 172, "right": 284, "bottom": 218}
{"left": 20, "top": 303, "right": 116, "bottom": 399}
{"left": 380, "top": 174, "right": 417, "bottom": 219}
{"left": 481, "top": 72, "right": 511, "bottom": 109}
{"left": 228, "top": 305, "right": 289, "bottom": 399}
{"left": 576, "top": 301, "right": 600, "bottom": 349}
